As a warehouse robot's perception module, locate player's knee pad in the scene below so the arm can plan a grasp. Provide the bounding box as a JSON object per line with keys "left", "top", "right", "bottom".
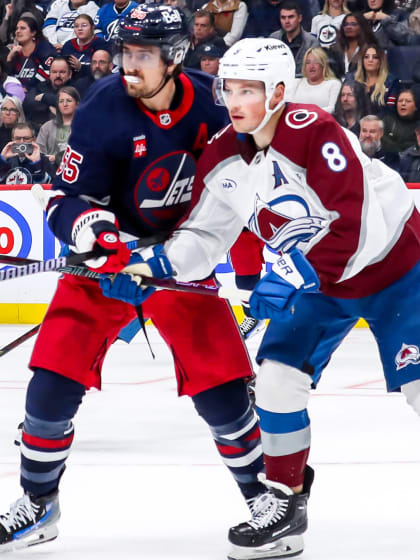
{"left": 256, "top": 359, "right": 312, "bottom": 413}
{"left": 401, "top": 379, "right": 420, "bottom": 416}
{"left": 26, "top": 368, "right": 86, "bottom": 420}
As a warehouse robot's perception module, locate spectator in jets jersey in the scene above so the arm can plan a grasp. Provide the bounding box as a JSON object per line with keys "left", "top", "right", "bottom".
{"left": 6, "top": 16, "right": 57, "bottom": 92}
{"left": 43, "top": 0, "right": 99, "bottom": 52}
{"left": 94, "top": 0, "right": 138, "bottom": 44}
{"left": 61, "top": 14, "right": 109, "bottom": 77}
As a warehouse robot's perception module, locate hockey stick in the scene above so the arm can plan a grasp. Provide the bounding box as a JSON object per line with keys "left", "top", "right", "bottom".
{"left": 0, "top": 324, "right": 41, "bottom": 357}
{"left": 0, "top": 253, "right": 251, "bottom": 299}
{"left": 0, "top": 234, "right": 168, "bottom": 282}
{"left": 59, "top": 264, "right": 252, "bottom": 301}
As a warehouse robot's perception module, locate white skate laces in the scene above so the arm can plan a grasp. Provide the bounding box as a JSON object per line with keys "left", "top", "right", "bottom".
{"left": 0, "top": 495, "right": 39, "bottom": 533}
{"left": 247, "top": 492, "right": 289, "bottom": 530}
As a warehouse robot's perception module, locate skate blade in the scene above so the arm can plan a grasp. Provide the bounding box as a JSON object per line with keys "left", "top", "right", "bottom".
{"left": 227, "top": 534, "right": 304, "bottom": 560}
{"left": 245, "top": 320, "right": 267, "bottom": 340}
{"left": 12, "top": 525, "right": 58, "bottom": 551}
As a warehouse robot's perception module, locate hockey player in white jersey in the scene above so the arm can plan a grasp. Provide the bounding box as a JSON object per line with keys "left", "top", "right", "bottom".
{"left": 102, "top": 37, "right": 420, "bottom": 559}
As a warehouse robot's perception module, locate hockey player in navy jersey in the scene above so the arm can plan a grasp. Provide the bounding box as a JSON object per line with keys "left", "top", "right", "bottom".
{"left": 105, "top": 37, "right": 420, "bottom": 558}
{"left": 0, "top": 4, "right": 265, "bottom": 552}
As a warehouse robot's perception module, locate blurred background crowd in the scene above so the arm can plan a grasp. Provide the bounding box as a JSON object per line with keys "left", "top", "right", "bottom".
{"left": 0, "top": 0, "right": 418, "bottom": 184}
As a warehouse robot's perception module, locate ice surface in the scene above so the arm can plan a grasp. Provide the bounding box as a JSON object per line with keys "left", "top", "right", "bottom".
{"left": 0, "top": 325, "right": 419, "bottom": 559}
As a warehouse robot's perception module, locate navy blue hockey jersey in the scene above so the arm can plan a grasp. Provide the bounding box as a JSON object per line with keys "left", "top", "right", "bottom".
{"left": 94, "top": 0, "right": 137, "bottom": 42}
{"left": 48, "top": 70, "right": 228, "bottom": 244}
{"left": 61, "top": 36, "right": 110, "bottom": 75}
{"left": 8, "top": 40, "right": 57, "bottom": 89}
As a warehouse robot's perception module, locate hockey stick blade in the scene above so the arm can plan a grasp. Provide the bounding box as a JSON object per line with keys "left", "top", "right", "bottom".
{"left": 0, "top": 324, "right": 41, "bottom": 357}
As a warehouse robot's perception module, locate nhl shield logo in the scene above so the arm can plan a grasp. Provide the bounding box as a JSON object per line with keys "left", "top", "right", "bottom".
{"left": 395, "top": 343, "right": 420, "bottom": 370}
{"left": 159, "top": 113, "right": 172, "bottom": 126}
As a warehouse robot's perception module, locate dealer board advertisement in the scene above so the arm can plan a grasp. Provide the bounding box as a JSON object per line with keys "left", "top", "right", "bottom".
{"left": 1, "top": 184, "right": 420, "bottom": 306}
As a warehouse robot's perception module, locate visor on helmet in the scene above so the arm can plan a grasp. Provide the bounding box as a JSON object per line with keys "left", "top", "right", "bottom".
{"left": 213, "top": 77, "right": 266, "bottom": 108}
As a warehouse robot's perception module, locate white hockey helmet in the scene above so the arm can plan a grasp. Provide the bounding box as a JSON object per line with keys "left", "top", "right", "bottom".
{"left": 214, "top": 38, "right": 296, "bottom": 134}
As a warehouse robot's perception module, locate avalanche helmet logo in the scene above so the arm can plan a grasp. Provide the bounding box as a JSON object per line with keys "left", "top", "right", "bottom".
{"left": 135, "top": 151, "right": 196, "bottom": 229}
{"left": 248, "top": 194, "right": 328, "bottom": 252}
{"left": 395, "top": 343, "right": 420, "bottom": 371}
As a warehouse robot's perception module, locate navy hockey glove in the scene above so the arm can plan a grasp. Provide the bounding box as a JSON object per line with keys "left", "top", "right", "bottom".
{"left": 71, "top": 209, "right": 130, "bottom": 274}
{"left": 99, "top": 245, "right": 173, "bottom": 306}
{"left": 249, "top": 248, "right": 320, "bottom": 322}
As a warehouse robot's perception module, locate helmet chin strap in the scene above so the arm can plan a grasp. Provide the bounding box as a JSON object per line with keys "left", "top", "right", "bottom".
{"left": 140, "top": 68, "right": 174, "bottom": 99}
{"left": 249, "top": 96, "right": 285, "bottom": 135}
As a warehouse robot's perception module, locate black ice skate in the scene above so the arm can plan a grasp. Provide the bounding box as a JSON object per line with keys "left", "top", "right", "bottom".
{"left": 228, "top": 466, "right": 314, "bottom": 560}
{"left": 0, "top": 491, "right": 60, "bottom": 552}
{"left": 239, "top": 317, "right": 266, "bottom": 339}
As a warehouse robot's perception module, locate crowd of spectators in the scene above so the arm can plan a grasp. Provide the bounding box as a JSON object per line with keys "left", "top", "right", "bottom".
{"left": 0, "top": 0, "right": 418, "bottom": 183}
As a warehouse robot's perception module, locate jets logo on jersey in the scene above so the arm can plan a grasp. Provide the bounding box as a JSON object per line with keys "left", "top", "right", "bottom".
{"left": 133, "top": 135, "right": 147, "bottom": 158}
{"left": 5, "top": 168, "right": 32, "bottom": 185}
{"left": 136, "top": 151, "right": 196, "bottom": 229}
{"left": 395, "top": 343, "right": 420, "bottom": 371}
{"left": 106, "top": 20, "right": 120, "bottom": 40}
{"left": 318, "top": 24, "right": 337, "bottom": 47}
{"left": 248, "top": 194, "right": 328, "bottom": 252}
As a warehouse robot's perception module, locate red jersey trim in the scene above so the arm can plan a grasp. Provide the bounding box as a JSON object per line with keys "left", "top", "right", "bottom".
{"left": 70, "top": 38, "right": 91, "bottom": 52}
{"left": 131, "top": 73, "right": 195, "bottom": 129}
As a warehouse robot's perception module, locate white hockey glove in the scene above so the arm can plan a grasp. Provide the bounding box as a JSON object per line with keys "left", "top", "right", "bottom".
{"left": 71, "top": 209, "right": 130, "bottom": 273}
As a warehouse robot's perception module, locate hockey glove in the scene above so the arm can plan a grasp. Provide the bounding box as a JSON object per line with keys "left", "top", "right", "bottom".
{"left": 71, "top": 209, "right": 130, "bottom": 273}
{"left": 249, "top": 248, "right": 320, "bottom": 322}
{"left": 99, "top": 246, "right": 173, "bottom": 306}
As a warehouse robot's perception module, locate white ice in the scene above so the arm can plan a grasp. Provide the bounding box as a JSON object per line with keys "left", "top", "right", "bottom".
{"left": 0, "top": 324, "right": 419, "bottom": 559}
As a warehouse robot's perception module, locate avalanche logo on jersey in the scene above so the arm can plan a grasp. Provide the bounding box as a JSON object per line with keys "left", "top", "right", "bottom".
{"left": 248, "top": 194, "right": 328, "bottom": 252}
{"left": 135, "top": 151, "right": 196, "bottom": 229}
{"left": 395, "top": 343, "right": 420, "bottom": 371}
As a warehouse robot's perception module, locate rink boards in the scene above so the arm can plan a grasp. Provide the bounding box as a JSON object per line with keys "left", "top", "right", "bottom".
{"left": 0, "top": 183, "right": 419, "bottom": 324}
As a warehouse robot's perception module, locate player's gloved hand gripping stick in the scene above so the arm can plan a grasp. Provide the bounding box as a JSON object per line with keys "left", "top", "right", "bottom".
{"left": 71, "top": 209, "right": 131, "bottom": 273}
{"left": 249, "top": 247, "right": 320, "bottom": 322}
{"left": 100, "top": 245, "right": 173, "bottom": 306}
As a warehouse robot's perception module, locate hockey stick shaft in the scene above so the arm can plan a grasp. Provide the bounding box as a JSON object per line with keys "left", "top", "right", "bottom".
{"left": 0, "top": 324, "right": 41, "bottom": 357}
{"left": 58, "top": 265, "right": 251, "bottom": 301}
{"left": 0, "top": 234, "right": 168, "bottom": 282}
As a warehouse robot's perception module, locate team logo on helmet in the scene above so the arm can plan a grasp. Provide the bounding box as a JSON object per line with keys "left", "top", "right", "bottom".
{"left": 395, "top": 343, "right": 420, "bottom": 371}
{"left": 130, "top": 7, "right": 147, "bottom": 19}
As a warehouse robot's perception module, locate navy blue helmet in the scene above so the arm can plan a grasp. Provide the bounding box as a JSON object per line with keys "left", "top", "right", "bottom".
{"left": 117, "top": 3, "right": 190, "bottom": 65}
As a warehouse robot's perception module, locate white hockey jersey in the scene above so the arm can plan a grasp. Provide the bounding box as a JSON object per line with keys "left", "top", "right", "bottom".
{"left": 43, "top": 0, "right": 99, "bottom": 45}
{"left": 166, "top": 103, "right": 420, "bottom": 298}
